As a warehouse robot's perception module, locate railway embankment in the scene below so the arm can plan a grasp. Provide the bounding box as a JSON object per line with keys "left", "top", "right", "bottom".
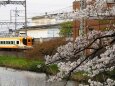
{"left": 0, "top": 50, "right": 25, "bottom": 57}
{"left": 0, "top": 55, "right": 58, "bottom": 74}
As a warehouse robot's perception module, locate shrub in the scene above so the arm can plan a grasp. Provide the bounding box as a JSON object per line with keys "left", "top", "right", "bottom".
{"left": 25, "top": 38, "right": 67, "bottom": 60}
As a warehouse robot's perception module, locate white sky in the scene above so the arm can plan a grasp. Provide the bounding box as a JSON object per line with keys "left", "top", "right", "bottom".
{"left": 0, "top": 0, "right": 74, "bottom": 21}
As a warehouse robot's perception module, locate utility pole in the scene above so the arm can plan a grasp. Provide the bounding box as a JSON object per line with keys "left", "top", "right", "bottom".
{"left": 80, "top": 0, "right": 86, "bottom": 36}
{"left": 73, "top": 0, "right": 79, "bottom": 40}
{"left": 10, "top": 9, "right": 25, "bottom": 24}
{"left": 80, "top": 0, "right": 86, "bottom": 10}
{"left": 72, "top": 0, "right": 86, "bottom": 57}
{"left": 10, "top": 10, "right": 12, "bottom": 22}
{"left": 15, "top": 7, "right": 18, "bottom": 36}
{"left": 24, "top": 0, "right": 27, "bottom": 36}
{"left": 73, "top": 0, "right": 86, "bottom": 40}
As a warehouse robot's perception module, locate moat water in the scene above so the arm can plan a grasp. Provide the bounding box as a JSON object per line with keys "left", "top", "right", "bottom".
{"left": 0, "top": 67, "right": 78, "bottom": 86}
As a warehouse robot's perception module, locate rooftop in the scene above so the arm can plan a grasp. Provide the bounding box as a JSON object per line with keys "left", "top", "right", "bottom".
{"left": 19, "top": 23, "right": 60, "bottom": 30}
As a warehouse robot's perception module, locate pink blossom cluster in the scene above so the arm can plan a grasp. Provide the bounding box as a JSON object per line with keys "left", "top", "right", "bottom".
{"left": 44, "top": 30, "right": 115, "bottom": 85}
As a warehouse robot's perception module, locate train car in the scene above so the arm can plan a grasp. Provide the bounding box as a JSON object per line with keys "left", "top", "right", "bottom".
{"left": 0, "top": 36, "right": 34, "bottom": 49}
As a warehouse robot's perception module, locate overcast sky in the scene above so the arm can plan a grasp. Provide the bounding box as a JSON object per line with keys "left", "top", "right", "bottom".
{"left": 0, "top": 0, "right": 74, "bottom": 21}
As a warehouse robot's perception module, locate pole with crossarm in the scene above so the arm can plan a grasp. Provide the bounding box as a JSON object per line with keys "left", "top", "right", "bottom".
{"left": 0, "top": 0, "right": 27, "bottom": 36}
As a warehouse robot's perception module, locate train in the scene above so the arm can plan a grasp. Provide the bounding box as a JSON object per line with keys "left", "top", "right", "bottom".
{"left": 0, "top": 36, "right": 34, "bottom": 49}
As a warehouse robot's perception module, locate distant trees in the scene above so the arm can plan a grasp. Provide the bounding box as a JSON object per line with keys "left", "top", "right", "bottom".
{"left": 59, "top": 21, "right": 73, "bottom": 37}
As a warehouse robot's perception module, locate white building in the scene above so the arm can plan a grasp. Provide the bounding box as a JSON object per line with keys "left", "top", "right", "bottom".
{"left": 32, "top": 13, "right": 72, "bottom": 26}
{"left": 18, "top": 24, "right": 60, "bottom": 41}
{"left": 18, "top": 13, "right": 72, "bottom": 41}
{"left": 32, "top": 16, "right": 56, "bottom": 26}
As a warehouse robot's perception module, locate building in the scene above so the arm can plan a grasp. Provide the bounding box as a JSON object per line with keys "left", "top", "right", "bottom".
{"left": 32, "top": 13, "right": 72, "bottom": 26}
{"left": 18, "top": 24, "right": 60, "bottom": 42}
{"left": 32, "top": 15, "right": 56, "bottom": 26}
{"left": 73, "top": 0, "right": 115, "bottom": 38}
{"left": 17, "top": 12, "right": 73, "bottom": 41}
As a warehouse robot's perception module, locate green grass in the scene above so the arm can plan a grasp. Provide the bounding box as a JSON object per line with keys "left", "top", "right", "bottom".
{"left": 0, "top": 55, "right": 58, "bottom": 74}
{"left": 71, "top": 71, "right": 89, "bottom": 82}
{"left": 1, "top": 55, "right": 114, "bottom": 82}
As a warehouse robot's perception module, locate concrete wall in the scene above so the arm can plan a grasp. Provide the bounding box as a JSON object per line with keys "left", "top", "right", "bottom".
{"left": 32, "top": 18, "right": 56, "bottom": 26}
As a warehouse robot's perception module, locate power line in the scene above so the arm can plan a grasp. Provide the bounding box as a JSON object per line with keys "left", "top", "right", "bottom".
{"left": 0, "top": 1, "right": 25, "bottom": 6}
{"left": 0, "top": 0, "right": 27, "bottom": 36}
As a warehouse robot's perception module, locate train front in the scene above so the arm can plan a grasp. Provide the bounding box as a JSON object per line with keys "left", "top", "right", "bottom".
{"left": 19, "top": 37, "right": 34, "bottom": 49}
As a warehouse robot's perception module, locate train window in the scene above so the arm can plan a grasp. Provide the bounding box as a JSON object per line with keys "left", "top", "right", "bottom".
{"left": 17, "top": 41, "right": 19, "bottom": 44}
{"left": 8, "top": 41, "right": 10, "bottom": 44}
{"left": 1, "top": 41, "right": 2, "bottom": 44}
{"left": 3, "top": 41, "right": 5, "bottom": 44}
{"left": 6, "top": 41, "right": 8, "bottom": 44}
{"left": 11, "top": 41, "right": 13, "bottom": 44}
{"left": 28, "top": 39, "right": 31, "bottom": 42}
{"left": 7, "top": 41, "right": 10, "bottom": 44}
{"left": 32, "top": 38, "right": 34, "bottom": 45}
{"left": 22, "top": 38, "right": 27, "bottom": 45}
{"left": 0, "top": 41, "right": 2, "bottom": 44}
{"left": 1, "top": 41, "right": 3, "bottom": 44}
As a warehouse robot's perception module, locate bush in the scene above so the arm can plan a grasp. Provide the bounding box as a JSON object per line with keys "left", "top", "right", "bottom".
{"left": 25, "top": 38, "right": 67, "bottom": 60}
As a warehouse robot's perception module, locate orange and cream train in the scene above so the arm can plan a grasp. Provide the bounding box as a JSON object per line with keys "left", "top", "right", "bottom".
{"left": 0, "top": 36, "right": 34, "bottom": 49}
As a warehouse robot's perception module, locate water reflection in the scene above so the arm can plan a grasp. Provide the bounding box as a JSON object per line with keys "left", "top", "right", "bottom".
{"left": 0, "top": 67, "right": 77, "bottom": 86}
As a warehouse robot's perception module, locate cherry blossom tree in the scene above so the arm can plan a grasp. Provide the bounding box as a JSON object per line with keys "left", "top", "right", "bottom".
{"left": 45, "top": 29, "right": 115, "bottom": 85}
{"left": 40, "top": 0, "right": 115, "bottom": 86}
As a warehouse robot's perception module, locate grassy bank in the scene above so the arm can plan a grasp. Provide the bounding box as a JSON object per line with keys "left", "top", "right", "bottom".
{"left": 1, "top": 55, "right": 114, "bottom": 83}
{"left": 0, "top": 56, "right": 58, "bottom": 74}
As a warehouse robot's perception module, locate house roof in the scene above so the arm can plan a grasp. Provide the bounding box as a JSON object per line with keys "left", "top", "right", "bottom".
{"left": 19, "top": 24, "right": 60, "bottom": 31}
{"left": 32, "top": 13, "right": 63, "bottom": 20}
